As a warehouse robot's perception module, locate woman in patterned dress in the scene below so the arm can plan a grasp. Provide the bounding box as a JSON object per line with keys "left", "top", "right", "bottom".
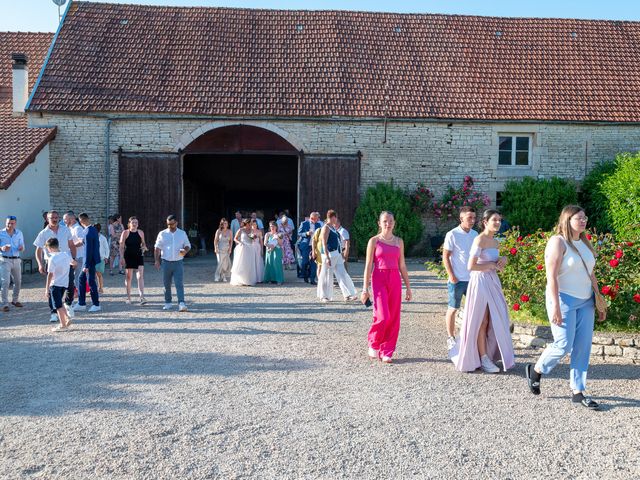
{"left": 108, "top": 214, "right": 124, "bottom": 275}
{"left": 278, "top": 215, "right": 296, "bottom": 270}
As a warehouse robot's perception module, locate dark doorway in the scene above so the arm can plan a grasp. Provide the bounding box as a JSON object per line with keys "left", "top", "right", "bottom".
{"left": 183, "top": 153, "right": 298, "bottom": 249}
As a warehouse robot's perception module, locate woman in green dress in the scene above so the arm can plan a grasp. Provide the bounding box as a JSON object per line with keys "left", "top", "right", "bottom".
{"left": 263, "top": 221, "right": 284, "bottom": 284}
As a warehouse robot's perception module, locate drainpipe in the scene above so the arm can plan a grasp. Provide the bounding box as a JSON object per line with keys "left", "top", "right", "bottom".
{"left": 104, "top": 118, "right": 112, "bottom": 223}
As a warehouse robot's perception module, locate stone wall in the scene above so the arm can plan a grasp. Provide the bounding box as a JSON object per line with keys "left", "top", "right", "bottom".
{"left": 513, "top": 324, "right": 640, "bottom": 364}
{"left": 28, "top": 113, "right": 640, "bottom": 226}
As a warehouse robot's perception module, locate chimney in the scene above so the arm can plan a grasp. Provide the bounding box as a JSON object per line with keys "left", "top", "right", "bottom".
{"left": 12, "top": 53, "right": 28, "bottom": 115}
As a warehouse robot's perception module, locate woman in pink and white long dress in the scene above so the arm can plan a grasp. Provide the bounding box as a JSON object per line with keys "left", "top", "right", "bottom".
{"left": 450, "top": 209, "right": 515, "bottom": 373}
{"left": 230, "top": 219, "right": 259, "bottom": 286}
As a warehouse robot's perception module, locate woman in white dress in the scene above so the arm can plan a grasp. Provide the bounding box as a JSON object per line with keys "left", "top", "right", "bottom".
{"left": 230, "top": 219, "right": 259, "bottom": 286}
{"left": 251, "top": 219, "right": 265, "bottom": 282}
{"left": 214, "top": 218, "right": 233, "bottom": 282}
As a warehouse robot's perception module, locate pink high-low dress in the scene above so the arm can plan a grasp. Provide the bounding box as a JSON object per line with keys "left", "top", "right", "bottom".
{"left": 450, "top": 245, "right": 515, "bottom": 372}
{"left": 367, "top": 240, "right": 403, "bottom": 358}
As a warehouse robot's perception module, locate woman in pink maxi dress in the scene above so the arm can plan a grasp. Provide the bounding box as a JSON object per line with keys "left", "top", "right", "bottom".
{"left": 278, "top": 216, "right": 296, "bottom": 269}
{"left": 361, "top": 211, "right": 412, "bottom": 363}
{"left": 450, "top": 209, "right": 515, "bottom": 373}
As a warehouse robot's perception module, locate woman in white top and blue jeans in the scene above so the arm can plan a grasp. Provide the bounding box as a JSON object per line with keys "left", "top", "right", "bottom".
{"left": 526, "top": 206, "right": 605, "bottom": 409}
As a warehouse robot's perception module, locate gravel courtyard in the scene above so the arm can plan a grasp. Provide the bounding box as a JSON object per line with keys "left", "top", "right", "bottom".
{"left": 1, "top": 257, "right": 638, "bottom": 479}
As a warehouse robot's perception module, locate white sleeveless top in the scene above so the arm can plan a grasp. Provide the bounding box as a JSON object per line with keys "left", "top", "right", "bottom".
{"left": 545, "top": 235, "right": 595, "bottom": 299}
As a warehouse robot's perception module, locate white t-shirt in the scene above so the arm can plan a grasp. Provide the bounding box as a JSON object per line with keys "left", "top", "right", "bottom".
{"left": 48, "top": 251, "right": 72, "bottom": 287}
{"left": 33, "top": 225, "right": 73, "bottom": 261}
{"left": 69, "top": 222, "right": 86, "bottom": 259}
{"left": 99, "top": 234, "right": 110, "bottom": 260}
{"left": 154, "top": 228, "right": 191, "bottom": 262}
{"left": 337, "top": 227, "right": 350, "bottom": 241}
{"left": 443, "top": 226, "right": 478, "bottom": 282}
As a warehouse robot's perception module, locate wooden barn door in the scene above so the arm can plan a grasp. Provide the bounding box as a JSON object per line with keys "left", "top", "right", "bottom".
{"left": 118, "top": 152, "right": 182, "bottom": 248}
{"left": 299, "top": 152, "right": 361, "bottom": 251}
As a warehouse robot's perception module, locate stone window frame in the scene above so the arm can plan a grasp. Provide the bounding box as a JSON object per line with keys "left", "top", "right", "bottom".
{"left": 498, "top": 133, "right": 533, "bottom": 167}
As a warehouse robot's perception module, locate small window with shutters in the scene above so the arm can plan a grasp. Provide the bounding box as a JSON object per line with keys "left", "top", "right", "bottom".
{"left": 498, "top": 134, "right": 532, "bottom": 167}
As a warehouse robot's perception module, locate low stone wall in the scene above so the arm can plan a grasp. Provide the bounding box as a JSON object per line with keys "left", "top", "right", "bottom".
{"left": 513, "top": 324, "right": 640, "bottom": 364}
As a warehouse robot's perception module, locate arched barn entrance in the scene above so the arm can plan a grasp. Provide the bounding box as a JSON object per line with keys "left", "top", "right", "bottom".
{"left": 182, "top": 125, "right": 299, "bottom": 249}
{"left": 118, "top": 125, "right": 361, "bottom": 253}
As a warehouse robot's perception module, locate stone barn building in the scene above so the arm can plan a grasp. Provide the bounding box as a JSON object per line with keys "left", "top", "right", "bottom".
{"left": 26, "top": 1, "right": 640, "bottom": 245}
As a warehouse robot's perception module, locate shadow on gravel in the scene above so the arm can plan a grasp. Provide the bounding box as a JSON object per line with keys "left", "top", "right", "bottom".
{"left": 546, "top": 395, "right": 640, "bottom": 410}
{"left": 0, "top": 338, "right": 315, "bottom": 416}
{"left": 81, "top": 315, "right": 349, "bottom": 325}
{"left": 393, "top": 357, "right": 452, "bottom": 365}
{"left": 85, "top": 326, "right": 313, "bottom": 336}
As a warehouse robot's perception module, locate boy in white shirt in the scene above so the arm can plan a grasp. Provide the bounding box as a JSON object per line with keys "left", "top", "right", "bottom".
{"left": 45, "top": 237, "right": 77, "bottom": 332}
{"left": 442, "top": 206, "right": 478, "bottom": 350}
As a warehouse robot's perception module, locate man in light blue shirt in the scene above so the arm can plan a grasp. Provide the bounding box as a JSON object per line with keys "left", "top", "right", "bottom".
{"left": 0, "top": 215, "right": 25, "bottom": 310}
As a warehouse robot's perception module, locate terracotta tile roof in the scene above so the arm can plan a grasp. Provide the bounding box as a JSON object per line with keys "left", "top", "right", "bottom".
{"left": 27, "top": 2, "right": 640, "bottom": 122}
{"left": 0, "top": 32, "right": 56, "bottom": 189}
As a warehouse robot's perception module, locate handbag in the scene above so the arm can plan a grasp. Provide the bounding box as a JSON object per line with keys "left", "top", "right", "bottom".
{"left": 574, "top": 246, "right": 607, "bottom": 319}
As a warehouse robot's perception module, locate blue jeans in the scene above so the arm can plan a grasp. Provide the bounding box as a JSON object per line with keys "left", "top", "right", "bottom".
{"left": 535, "top": 292, "right": 595, "bottom": 392}
{"left": 78, "top": 264, "right": 99, "bottom": 306}
{"left": 447, "top": 281, "right": 469, "bottom": 309}
{"left": 162, "top": 259, "right": 184, "bottom": 304}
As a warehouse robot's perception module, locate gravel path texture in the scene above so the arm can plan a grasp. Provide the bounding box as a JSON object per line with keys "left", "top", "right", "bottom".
{"left": 1, "top": 257, "right": 639, "bottom": 479}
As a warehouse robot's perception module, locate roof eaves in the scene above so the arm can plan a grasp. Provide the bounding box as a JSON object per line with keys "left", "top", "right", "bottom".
{"left": 0, "top": 126, "right": 57, "bottom": 190}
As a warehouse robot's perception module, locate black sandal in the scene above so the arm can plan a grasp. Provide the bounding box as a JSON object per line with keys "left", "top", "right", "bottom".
{"left": 525, "top": 364, "right": 541, "bottom": 395}
{"left": 572, "top": 393, "right": 600, "bottom": 410}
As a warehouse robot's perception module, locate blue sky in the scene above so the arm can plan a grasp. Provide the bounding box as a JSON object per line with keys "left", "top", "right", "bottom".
{"left": 4, "top": 0, "right": 640, "bottom": 32}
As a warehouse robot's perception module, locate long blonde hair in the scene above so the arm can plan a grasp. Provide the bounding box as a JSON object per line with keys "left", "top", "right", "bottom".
{"left": 555, "top": 205, "right": 595, "bottom": 255}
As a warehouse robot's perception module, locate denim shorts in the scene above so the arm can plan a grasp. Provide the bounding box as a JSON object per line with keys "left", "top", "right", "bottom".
{"left": 447, "top": 281, "right": 469, "bottom": 309}
{"left": 49, "top": 285, "right": 66, "bottom": 310}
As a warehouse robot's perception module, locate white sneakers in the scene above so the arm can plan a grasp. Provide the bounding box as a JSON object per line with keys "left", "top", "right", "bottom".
{"left": 368, "top": 347, "right": 379, "bottom": 359}
{"left": 71, "top": 304, "right": 101, "bottom": 313}
{"left": 480, "top": 354, "right": 500, "bottom": 374}
{"left": 447, "top": 336, "right": 456, "bottom": 351}
{"left": 64, "top": 304, "right": 75, "bottom": 318}
{"left": 163, "top": 303, "right": 188, "bottom": 311}
{"left": 49, "top": 313, "right": 58, "bottom": 323}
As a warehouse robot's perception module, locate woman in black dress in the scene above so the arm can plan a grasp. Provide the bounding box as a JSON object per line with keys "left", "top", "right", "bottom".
{"left": 119, "top": 216, "right": 148, "bottom": 305}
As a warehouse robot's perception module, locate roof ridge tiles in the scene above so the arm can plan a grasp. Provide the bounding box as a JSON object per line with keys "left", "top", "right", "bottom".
{"left": 72, "top": 1, "right": 640, "bottom": 24}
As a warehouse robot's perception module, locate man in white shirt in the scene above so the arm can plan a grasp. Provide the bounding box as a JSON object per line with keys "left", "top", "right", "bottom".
{"left": 0, "top": 215, "right": 25, "bottom": 311}
{"left": 34, "top": 210, "right": 77, "bottom": 322}
{"left": 154, "top": 214, "right": 191, "bottom": 312}
{"left": 64, "top": 211, "right": 86, "bottom": 298}
{"left": 442, "top": 206, "right": 478, "bottom": 350}
{"left": 230, "top": 211, "right": 242, "bottom": 239}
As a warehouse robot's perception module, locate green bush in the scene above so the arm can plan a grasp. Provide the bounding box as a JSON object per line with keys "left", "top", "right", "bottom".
{"left": 352, "top": 183, "right": 423, "bottom": 256}
{"left": 601, "top": 152, "right": 640, "bottom": 238}
{"left": 579, "top": 160, "right": 616, "bottom": 234}
{"left": 501, "top": 177, "right": 578, "bottom": 233}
